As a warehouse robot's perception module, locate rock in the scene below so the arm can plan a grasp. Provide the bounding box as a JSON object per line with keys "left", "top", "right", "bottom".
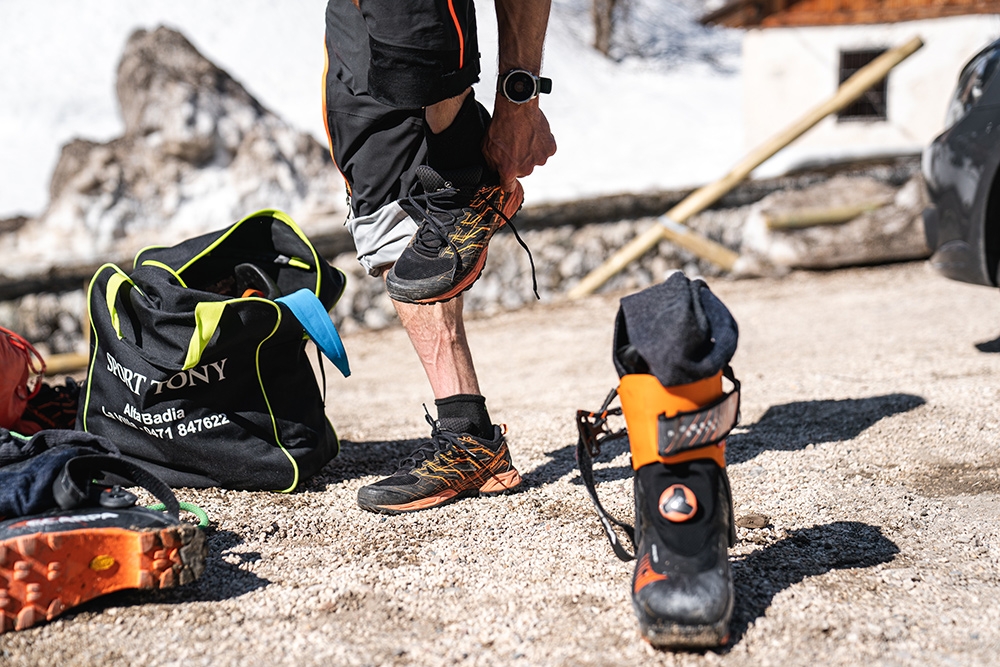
{"left": 0, "top": 26, "right": 346, "bottom": 282}
{"left": 737, "top": 513, "right": 772, "bottom": 529}
{"left": 740, "top": 174, "right": 930, "bottom": 271}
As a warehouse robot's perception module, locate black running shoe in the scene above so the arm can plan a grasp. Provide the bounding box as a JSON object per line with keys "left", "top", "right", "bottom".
{"left": 18, "top": 379, "right": 81, "bottom": 432}
{"left": 631, "top": 458, "right": 736, "bottom": 649}
{"left": 385, "top": 165, "right": 534, "bottom": 304}
{"left": 357, "top": 415, "right": 522, "bottom": 514}
{"left": 0, "top": 505, "right": 206, "bottom": 634}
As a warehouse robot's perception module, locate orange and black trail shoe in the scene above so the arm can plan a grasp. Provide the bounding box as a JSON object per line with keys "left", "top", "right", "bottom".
{"left": 385, "top": 165, "right": 535, "bottom": 304}
{"left": 631, "top": 458, "right": 735, "bottom": 648}
{"left": 356, "top": 415, "right": 522, "bottom": 514}
{"left": 0, "top": 505, "right": 206, "bottom": 634}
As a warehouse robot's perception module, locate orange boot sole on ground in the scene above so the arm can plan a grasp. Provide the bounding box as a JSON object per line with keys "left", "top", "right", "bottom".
{"left": 0, "top": 506, "right": 206, "bottom": 633}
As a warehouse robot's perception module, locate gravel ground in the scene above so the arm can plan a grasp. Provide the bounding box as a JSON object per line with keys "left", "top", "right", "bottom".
{"left": 2, "top": 260, "right": 999, "bottom": 666}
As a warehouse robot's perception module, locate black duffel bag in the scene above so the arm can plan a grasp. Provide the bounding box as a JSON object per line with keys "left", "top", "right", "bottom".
{"left": 77, "top": 209, "right": 350, "bottom": 491}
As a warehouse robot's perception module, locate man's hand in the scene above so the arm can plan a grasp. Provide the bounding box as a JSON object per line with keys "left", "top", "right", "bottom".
{"left": 483, "top": 97, "right": 557, "bottom": 194}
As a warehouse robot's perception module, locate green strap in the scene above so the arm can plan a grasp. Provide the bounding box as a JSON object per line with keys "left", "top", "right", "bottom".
{"left": 184, "top": 301, "right": 227, "bottom": 370}
{"left": 104, "top": 269, "right": 140, "bottom": 339}
{"left": 139, "top": 260, "right": 188, "bottom": 287}
{"left": 147, "top": 502, "right": 211, "bottom": 529}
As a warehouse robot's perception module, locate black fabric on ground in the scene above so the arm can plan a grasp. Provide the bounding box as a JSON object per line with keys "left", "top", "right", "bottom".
{"left": 0, "top": 427, "right": 119, "bottom": 468}
{"left": 0, "top": 428, "right": 121, "bottom": 519}
{"left": 435, "top": 393, "right": 492, "bottom": 439}
{"left": 613, "top": 272, "right": 738, "bottom": 386}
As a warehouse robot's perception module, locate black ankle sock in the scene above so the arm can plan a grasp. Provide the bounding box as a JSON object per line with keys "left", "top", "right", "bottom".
{"left": 424, "top": 93, "right": 490, "bottom": 175}
{"left": 435, "top": 393, "right": 493, "bottom": 439}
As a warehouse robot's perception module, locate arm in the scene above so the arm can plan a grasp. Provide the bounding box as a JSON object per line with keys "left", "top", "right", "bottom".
{"left": 482, "top": 0, "right": 558, "bottom": 196}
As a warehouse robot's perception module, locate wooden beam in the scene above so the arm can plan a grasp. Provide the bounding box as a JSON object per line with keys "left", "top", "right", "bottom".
{"left": 567, "top": 35, "right": 924, "bottom": 299}
{"left": 44, "top": 352, "right": 89, "bottom": 376}
{"left": 764, "top": 201, "right": 888, "bottom": 229}
{"left": 761, "top": 3, "right": 1000, "bottom": 26}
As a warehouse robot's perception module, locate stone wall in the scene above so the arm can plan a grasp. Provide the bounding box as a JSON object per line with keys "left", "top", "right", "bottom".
{"left": 0, "top": 215, "right": 729, "bottom": 355}
{"left": 0, "top": 156, "right": 932, "bottom": 359}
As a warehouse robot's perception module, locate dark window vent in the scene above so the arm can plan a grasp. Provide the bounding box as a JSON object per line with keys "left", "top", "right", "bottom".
{"left": 838, "top": 49, "right": 888, "bottom": 122}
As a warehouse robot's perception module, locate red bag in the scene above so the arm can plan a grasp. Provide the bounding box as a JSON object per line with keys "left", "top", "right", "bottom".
{"left": 0, "top": 327, "right": 45, "bottom": 431}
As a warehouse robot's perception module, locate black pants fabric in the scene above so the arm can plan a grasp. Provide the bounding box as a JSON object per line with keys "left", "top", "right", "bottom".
{"left": 323, "top": 0, "right": 482, "bottom": 219}
{"left": 0, "top": 428, "right": 117, "bottom": 519}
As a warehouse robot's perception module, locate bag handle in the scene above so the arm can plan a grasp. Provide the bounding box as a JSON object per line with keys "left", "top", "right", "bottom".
{"left": 277, "top": 288, "right": 351, "bottom": 378}
{"left": 98, "top": 264, "right": 349, "bottom": 377}
{"left": 98, "top": 265, "right": 141, "bottom": 340}
{"left": 98, "top": 264, "right": 223, "bottom": 371}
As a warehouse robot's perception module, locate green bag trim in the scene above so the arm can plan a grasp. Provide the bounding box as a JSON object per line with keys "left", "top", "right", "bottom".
{"left": 181, "top": 294, "right": 304, "bottom": 490}
{"left": 82, "top": 264, "right": 139, "bottom": 432}
{"left": 103, "top": 266, "right": 142, "bottom": 339}
{"left": 174, "top": 209, "right": 324, "bottom": 298}
{"left": 183, "top": 301, "right": 227, "bottom": 370}
{"left": 140, "top": 260, "right": 188, "bottom": 287}
{"left": 133, "top": 245, "right": 168, "bottom": 269}
{"left": 253, "top": 301, "right": 300, "bottom": 493}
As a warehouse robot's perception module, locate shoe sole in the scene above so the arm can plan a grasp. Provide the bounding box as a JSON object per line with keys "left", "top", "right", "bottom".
{"left": 633, "top": 589, "right": 734, "bottom": 650}
{"left": 1, "top": 523, "right": 206, "bottom": 634}
{"left": 639, "top": 618, "right": 731, "bottom": 650}
{"left": 387, "top": 247, "right": 492, "bottom": 305}
{"left": 359, "top": 468, "right": 522, "bottom": 515}
{"left": 409, "top": 246, "right": 492, "bottom": 305}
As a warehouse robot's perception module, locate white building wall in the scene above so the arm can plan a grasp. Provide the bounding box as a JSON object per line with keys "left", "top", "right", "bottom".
{"left": 744, "top": 14, "right": 1000, "bottom": 175}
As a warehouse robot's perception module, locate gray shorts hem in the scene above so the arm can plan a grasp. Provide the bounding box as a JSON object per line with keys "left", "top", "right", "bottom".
{"left": 346, "top": 200, "right": 418, "bottom": 276}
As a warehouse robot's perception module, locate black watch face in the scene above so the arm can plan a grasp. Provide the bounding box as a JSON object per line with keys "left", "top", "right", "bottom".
{"left": 503, "top": 72, "right": 536, "bottom": 103}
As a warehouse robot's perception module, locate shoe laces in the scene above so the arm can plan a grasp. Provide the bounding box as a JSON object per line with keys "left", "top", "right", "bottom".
{"left": 395, "top": 406, "right": 478, "bottom": 473}
{"left": 393, "top": 407, "right": 511, "bottom": 491}
{"left": 404, "top": 168, "right": 539, "bottom": 299}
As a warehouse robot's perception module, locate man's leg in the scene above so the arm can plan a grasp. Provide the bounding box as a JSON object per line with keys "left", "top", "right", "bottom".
{"left": 395, "top": 88, "right": 492, "bottom": 400}
{"left": 325, "top": 0, "right": 522, "bottom": 514}
{"left": 358, "top": 283, "right": 521, "bottom": 514}
{"left": 391, "top": 294, "right": 480, "bottom": 398}
{"left": 424, "top": 89, "right": 472, "bottom": 136}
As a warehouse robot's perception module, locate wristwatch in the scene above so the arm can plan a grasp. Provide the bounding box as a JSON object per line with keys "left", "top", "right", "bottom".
{"left": 498, "top": 69, "right": 552, "bottom": 104}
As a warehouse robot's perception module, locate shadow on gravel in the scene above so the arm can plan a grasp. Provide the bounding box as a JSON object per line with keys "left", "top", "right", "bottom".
{"left": 726, "top": 521, "right": 899, "bottom": 649}
{"left": 727, "top": 393, "right": 926, "bottom": 465}
{"left": 70, "top": 528, "right": 269, "bottom": 619}
{"left": 528, "top": 393, "right": 926, "bottom": 488}
{"left": 303, "top": 438, "right": 426, "bottom": 488}
{"left": 526, "top": 434, "right": 631, "bottom": 489}
{"left": 975, "top": 333, "right": 1000, "bottom": 353}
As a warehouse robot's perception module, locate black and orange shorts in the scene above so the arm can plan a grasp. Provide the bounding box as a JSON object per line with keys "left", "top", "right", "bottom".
{"left": 327, "top": 0, "right": 481, "bottom": 110}
{"left": 323, "top": 0, "right": 483, "bottom": 268}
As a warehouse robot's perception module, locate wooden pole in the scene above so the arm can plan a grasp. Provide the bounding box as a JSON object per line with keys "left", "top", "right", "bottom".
{"left": 764, "top": 201, "right": 888, "bottom": 229}
{"left": 567, "top": 35, "right": 924, "bottom": 299}
{"left": 44, "top": 352, "right": 89, "bottom": 376}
